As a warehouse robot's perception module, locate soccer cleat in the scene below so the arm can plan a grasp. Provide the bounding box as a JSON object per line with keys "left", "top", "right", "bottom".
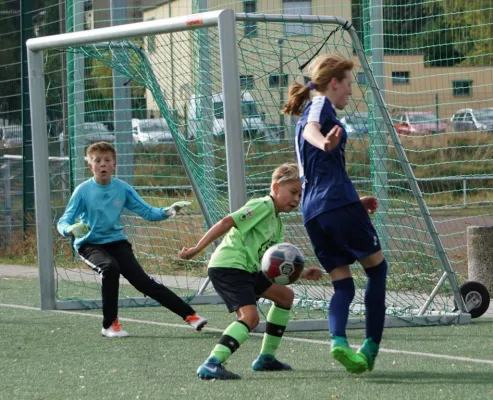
{"left": 330, "top": 336, "right": 367, "bottom": 374}
{"left": 252, "top": 354, "right": 293, "bottom": 371}
{"left": 197, "top": 357, "right": 241, "bottom": 380}
{"left": 357, "top": 338, "right": 380, "bottom": 372}
{"left": 101, "top": 318, "right": 129, "bottom": 338}
{"left": 185, "top": 314, "right": 208, "bottom": 331}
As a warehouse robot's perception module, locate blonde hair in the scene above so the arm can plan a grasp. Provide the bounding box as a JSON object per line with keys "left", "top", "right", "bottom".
{"left": 271, "top": 163, "right": 299, "bottom": 185}
{"left": 282, "top": 54, "right": 354, "bottom": 116}
{"left": 86, "top": 142, "right": 117, "bottom": 160}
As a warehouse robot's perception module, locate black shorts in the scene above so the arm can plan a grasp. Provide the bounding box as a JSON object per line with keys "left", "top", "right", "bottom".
{"left": 208, "top": 267, "right": 273, "bottom": 313}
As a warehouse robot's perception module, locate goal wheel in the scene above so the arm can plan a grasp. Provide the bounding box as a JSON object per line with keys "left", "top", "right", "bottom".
{"left": 457, "top": 281, "right": 491, "bottom": 318}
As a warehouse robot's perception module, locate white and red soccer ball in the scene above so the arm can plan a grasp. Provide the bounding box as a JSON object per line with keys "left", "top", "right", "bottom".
{"left": 261, "top": 243, "right": 304, "bottom": 285}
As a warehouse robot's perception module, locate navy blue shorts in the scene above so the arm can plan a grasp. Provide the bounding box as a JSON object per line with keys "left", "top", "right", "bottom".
{"left": 305, "top": 201, "right": 381, "bottom": 272}
{"left": 208, "top": 267, "right": 273, "bottom": 313}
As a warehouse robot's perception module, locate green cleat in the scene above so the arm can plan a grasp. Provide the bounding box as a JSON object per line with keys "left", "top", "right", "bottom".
{"left": 330, "top": 336, "right": 367, "bottom": 374}
{"left": 357, "top": 338, "right": 380, "bottom": 372}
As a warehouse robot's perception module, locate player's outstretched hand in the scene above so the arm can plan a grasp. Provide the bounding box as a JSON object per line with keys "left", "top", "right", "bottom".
{"left": 178, "top": 246, "right": 200, "bottom": 260}
{"left": 165, "top": 201, "right": 191, "bottom": 218}
{"left": 66, "top": 222, "right": 90, "bottom": 238}
{"left": 360, "top": 196, "right": 378, "bottom": 214}
{"left": 323, "top": 125, "right": 343, "bottom": 152}
{"left": 301, "top": 267, "right": 323, "bottom": 281}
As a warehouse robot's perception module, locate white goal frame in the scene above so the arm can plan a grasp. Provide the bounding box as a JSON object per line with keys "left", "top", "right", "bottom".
{"left": 27, "top": 9, "right": 470, "bottom": 330}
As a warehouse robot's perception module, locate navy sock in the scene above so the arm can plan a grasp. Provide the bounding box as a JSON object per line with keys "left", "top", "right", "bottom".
{"left": 329, "top": 277, "right": 355, "bottom": 337}
{"left": 364, "top": 259, "right": 388, "bottom": 344}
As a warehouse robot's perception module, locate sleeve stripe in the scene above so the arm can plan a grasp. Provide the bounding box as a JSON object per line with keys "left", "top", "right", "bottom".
{"left": 307, "top": 96, "right": 326, "bottom": 123}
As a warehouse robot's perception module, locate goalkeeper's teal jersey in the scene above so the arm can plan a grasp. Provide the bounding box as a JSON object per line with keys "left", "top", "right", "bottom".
{"left": 57, "top": 177, "right": 168, "bottom": 250}
{"left": 208, "top": 196, "right": 285, "bottom": 273}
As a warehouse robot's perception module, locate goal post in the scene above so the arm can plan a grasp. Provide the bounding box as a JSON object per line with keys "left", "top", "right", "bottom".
{"left": 27, "top": 9, "right": 471, "bottom": 329}
{"left": 28, "top": 9, "right": 247, "bottom": 310}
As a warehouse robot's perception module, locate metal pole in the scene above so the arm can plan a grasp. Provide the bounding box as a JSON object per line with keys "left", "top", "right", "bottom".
{"left": 168, "top": 0, "right": 175, "bottom": 111}
{"left": 218, "top": 9, "right": 247, "bottom": 211}
{"left": 369, "top": 0, "right": 389, "bottom": 249}
{"left": 59, "top": 0, "right": 68, "bottom": 148}
{"left": 27, "top": 48, "right": 56, "bottom": 310}
{"left": 3, "top": 159, "right": 12, "bottom": 244}
{"left": 278, "top": 38, "right": 285, "bottom": 139}
{"left": 21, "top": 0, "right": 34, "bottom": 236}
{"left": 73, "top": 0, "right": 85, "bottom": 186}
{"left": 111, "top": 0, "right": 134, "bottom": 184}
{"left": 435, "top": 92, "right": 439, "bottom": 134}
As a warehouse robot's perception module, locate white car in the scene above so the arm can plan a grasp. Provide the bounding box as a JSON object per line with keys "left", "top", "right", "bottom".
{"left": 0, "top": 125, "right": 22, "bottom": 148}
{"left": 58, "top": 122, "right": 115, "bottom": 144}
{"left": 132, "top": 118, "right": 173, "bottom": 145}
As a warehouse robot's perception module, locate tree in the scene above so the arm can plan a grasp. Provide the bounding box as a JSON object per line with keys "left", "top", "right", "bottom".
{"left": 382, "top": 0, "right": 429, "bottom": 53}
{"left": 410, "top": 15, "right": 464, "bottom": 67}
{"left": 351, "top": 0, "right": 430, "bottom": 54}
{"left": 88, "top": 50, "right": 146, "bottom": 120}
{"left": 437, "top": 1, "right": 493, "bottom": 66}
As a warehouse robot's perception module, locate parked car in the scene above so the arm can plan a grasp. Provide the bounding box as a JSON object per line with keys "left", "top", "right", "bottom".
{"left": 0, "top": 124, "right": 22, "bottom": 148}
{"left": 340, "top": 112, "right": 369, "bottom": 137}
{"left": 187, "top": 92, "right": 272, "bottom": 141}
{"left": 449, "top": 108, "right": 493, "bottom": 133}
{"left": 132, "top": 118, "right": 173, "bottom": 145}
{"left": 393, "top": 111, "right": 447, "bottom": 135}
{"left": 58, "top": 122, "right": 115, "bottom": 144}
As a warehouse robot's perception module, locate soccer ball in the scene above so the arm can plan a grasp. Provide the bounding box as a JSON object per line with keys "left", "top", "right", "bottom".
{"left": 261, "top": 243, "right": 304, "bottom": 285}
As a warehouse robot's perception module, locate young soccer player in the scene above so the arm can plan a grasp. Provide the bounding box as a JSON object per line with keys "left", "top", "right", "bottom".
{"left": 57, "top": 141, "right": 207, "bottom": 338}
{"left": 282, "top": 54, "right": 388, "bottom": 373}
{"left": 178, "top": 163, "right": 322, "bottom": 380}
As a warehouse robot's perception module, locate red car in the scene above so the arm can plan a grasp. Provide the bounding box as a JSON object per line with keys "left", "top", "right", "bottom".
{"left": 393, "top": 112, "right": 447, "bottom": 135}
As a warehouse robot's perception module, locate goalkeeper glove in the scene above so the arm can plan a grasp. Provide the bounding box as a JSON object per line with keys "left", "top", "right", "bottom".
{"left": 66, "top": 222, "right": 90, "bottom": 238}
{"left": 164, "top": 201, "right": 191, "bottom": 218}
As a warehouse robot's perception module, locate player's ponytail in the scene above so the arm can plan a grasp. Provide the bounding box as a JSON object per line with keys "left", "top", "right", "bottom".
{"left": 282, "top": 54, "right": 354, "bottom": 116}
{"left": 281, "top": 82, "right": 311, "bottom": 116}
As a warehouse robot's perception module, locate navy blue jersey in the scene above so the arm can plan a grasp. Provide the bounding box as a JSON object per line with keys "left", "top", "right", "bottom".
{"left": 295, "top": 96, "right": 359, "bottom": 223}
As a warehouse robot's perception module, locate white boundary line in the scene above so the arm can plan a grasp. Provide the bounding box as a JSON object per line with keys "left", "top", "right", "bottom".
{"left": 2, "top": 303, "right": 493, "bottom": 365}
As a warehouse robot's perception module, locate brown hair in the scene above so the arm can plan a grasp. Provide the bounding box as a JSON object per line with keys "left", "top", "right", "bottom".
{"left": 86, "top": 141, "right": 117, "bottom": 160}
{"left": 271, "top": 163, "right": 299, "bottom": 185}
{"left": 282, "top": 54, "right": 354, "bottom": 116}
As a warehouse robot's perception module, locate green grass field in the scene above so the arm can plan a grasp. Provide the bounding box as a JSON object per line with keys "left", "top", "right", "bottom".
{"left": 1, "top": 276, "right": 493, "bottom": 400}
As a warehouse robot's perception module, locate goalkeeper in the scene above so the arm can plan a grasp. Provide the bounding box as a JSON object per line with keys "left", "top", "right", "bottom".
{"left": 57, "top": 141, "right": 207, "bottom": 338}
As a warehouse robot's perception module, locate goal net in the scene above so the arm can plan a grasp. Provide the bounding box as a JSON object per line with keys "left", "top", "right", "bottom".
{"left": 28, "top": 10, "right": 470, "bottom": 330}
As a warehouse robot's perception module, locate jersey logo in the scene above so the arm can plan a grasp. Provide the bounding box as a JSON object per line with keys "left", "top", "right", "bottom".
{"left": 239, "top": 209, "right": 252, "bottom": 221}
{"left": 113, "top": 199, "right": 122, "bottom": 208}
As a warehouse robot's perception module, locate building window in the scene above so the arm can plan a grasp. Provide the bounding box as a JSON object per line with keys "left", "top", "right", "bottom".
{"left": 243, "top": 1, "right": 257, "bottom": 37}
{"left": 283, "top": 0, "right": 312, "bottom": 36}
{"left": 240, "top": 75, "right": 254, "bottom": 90}
{"left": 357, "top": 72, "right": 367, "bottom": 86}
{"left": 392, "top": 71, "right": 410, "bottom": 85}
{"left": 453, "top": 80, "right": 473, "bottom": 97}
{"left": 269, "top": 73, "right": 289, "bottom": 88}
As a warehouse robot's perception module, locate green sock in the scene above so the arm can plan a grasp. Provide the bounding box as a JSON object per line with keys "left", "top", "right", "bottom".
{"left": 260, "top": 304, "right": 290, "bottom": 356}
{"left": 210, "top": 321, "right": 250, "bottom": 363}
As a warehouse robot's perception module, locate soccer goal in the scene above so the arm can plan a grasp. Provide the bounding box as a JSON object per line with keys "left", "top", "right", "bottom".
{"left": 27, "top": 9, "right": 471, "bottom": 330}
